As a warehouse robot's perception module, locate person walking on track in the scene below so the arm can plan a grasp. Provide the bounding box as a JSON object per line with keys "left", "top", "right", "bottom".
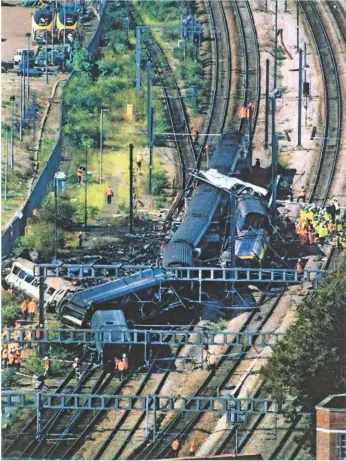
{"left": 105, "top": 185, "right": 114, "bottom": 205}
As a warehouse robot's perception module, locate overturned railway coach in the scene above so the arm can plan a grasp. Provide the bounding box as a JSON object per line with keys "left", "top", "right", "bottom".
{"left": 163, "top": 130, "right": 271, "bottom": 267}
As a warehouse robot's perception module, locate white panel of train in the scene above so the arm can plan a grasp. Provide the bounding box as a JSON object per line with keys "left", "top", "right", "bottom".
{"left": 5, "top": 258, "right": 77, "bottom": 311}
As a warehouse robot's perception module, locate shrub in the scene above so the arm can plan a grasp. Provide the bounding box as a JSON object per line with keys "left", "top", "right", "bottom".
{"left": 152, "top": 170, "right": 169, "bottom": 195}
{"left": 2, "top": 369, "right": 19, "bottom": 388}
{"left": 21, "top": 222, "right": 65, "bottom": 260}
{"left": 1, "top": 291, "right": 21, "bottom": 326}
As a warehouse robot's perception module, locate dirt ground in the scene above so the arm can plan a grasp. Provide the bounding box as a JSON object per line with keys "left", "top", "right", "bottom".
{"left": 1, "top": 5, "right": 36, "bottom": 60}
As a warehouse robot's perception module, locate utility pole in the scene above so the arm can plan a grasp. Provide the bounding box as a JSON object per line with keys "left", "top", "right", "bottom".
{"left": 129, "top": 144, "right": 134, "bottom": 234}
{"left": 4, "top": 129, "right": 9, "bottom": 200}
{"left": 26, "top": 33, "right": 31, "bottom": 103}
{"left": 147, "top": 58, "right": 152, "bottom": 146}
{"left": 264, "top": 59, "right": 270, "bottom": 150}
{"left": 274, "top": 0, "right": 278, "bottom": 90}
{"left": 45, "top": 28, "right": 49, "bottom": 84}
{"left": 148, "top": 107, "right": 154, "bottom": 195}
{"left": 63, "top": 0, "right": 66, "bottom": 71}
{"left": 298, "top": 48, "right": 303, "bottom": 146}
{"left": 99, "top": 108, "right": 110, "bottom": 185}
{"left": 54, "top": 173, "right": 58, "bottom": 260}
{"left": 304, "top": 42, "right": 307, "bottom": 67}
{"left": 136, "top": 27, "right": 141, "bottom": 91}
{"left": 284, "top": 0, "right": 288, "bottom": 12}
{"left": 10, "top": 96, "right": 15, "bottom": 168}
{"left": 38, "top": 265, "right": 45, "bottom": 355}
{"left": 247, "top": 104, "right": 253, "bottom": 168}
{"left": 296, "top": 1, "right": 299, "bottom": 49}
{"left": 84, "top": 146, "right": 88, "bottom": 229}
{"left": 19, "top": 71, "right": 23, "bottom": 141}
{"left": 272, "top": 133, "right": 279, "bottom": 218}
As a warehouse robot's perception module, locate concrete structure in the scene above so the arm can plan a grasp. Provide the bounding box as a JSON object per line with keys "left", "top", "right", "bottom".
{"left": 316, "top": 394, "right": 346, "bottom": 460}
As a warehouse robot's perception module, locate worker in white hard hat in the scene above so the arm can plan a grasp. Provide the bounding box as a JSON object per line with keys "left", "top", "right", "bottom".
{"left": 73, "top": 357, "right": 81, "bottom": 381}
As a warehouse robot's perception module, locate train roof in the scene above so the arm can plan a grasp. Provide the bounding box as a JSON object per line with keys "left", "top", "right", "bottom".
{"left": 58, "top": 10, "right": 78, "bottom": 23}
{"left": 162, "top": 241, "right": 193, "bottom": 267}
{"left": 91, "top": 310, "right": 127, "bottom": 329}
{"left": 33, "top": 10, "right": 53, "bottom": 21}
{"left": 237, "top": 195, "right": 268, "bottom": 218}
{"left": 171, "top": 216, "right": 210, "bottom": 247}
{"left": 66, "top": 268, "right": 167, "bottom": 307}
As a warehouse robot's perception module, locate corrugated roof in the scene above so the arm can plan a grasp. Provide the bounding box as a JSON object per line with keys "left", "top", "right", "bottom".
{"left": 162, "top": 241, "right": 193, "bottom": 267}
{"left": 171, "top": 216, "right": 210, "bottom": 247}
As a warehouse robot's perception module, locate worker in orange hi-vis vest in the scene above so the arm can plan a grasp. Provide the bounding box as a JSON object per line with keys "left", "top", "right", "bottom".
{"left": 28, "top": 299, "right": 38, "bottom": 321}
{"left": 14, "top": 349, "right": 22, "bottom": 372}
{"left": 21, "top": 300, "right": 29, "bottom": 321}
{"left": 171, "top": 439, "right": 180, "bottom": 458}
{"left": 44, "top": 356, "right": 51, "bottom": 377}
{"left": 189, "top": 439, "right": 197, "bottom": 457}
{"left": 114, "top": 357, "right": 120, "bottom": 379}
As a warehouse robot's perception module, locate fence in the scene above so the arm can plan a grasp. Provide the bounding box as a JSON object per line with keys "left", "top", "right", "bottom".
{"left": 1, "top": 1, "right": 107, "bottom": 260}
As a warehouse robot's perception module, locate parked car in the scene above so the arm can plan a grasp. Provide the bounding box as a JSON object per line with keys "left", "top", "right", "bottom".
{"left": 1, "top": 60, "right": 14, "bottom": 73}
{"left": 17, "top": 64, "right": 43, "bottom": 77}
{"left": 13, "top": 49, "right": 35, "bottom": 65}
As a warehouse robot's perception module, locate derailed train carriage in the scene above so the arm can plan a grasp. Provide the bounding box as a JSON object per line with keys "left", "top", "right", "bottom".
{"left": 163, "top": 130, "right": 272, "bottom": 267}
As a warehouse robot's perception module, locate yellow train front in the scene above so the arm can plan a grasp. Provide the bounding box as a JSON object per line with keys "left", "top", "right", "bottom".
{"left": 56, "top": 9, "right": 79, "bottom": 42}
{"left": 32, "top": 9, "right": 54, "bottom": 44}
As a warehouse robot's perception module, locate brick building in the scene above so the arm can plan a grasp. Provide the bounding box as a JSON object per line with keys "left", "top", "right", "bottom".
{"left": 316, "top": 394, "right": 346, "bottom": 460}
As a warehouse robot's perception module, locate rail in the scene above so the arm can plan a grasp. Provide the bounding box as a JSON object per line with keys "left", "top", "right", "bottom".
{"left": 299, "top": 0, "right": 342, "bottom": 205}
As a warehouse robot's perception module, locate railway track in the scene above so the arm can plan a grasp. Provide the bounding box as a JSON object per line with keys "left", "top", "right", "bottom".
{"left": 327, "top": 0, "right": 346, "bottom": 44}
{"left": 198, "top": 0, "right": 231, "bottom": 156}
{"left": 299, "top": 0, "right": 343, "bottom": 206}
{"left": 128, "top": 288, "right": 285, "bottom": 460}
{"left": 233, "top": 0, "right": 261, "bottom": 138}
{"left": 5, "top": 358, "right": 96, "bottom": 459}
{"left": 130, "top": 9, "right": 196, "bottom": 215}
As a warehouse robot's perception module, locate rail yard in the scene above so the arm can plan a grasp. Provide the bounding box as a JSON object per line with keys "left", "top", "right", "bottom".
{"left": 1, "top": 0, "right": 346, "bottom": 460}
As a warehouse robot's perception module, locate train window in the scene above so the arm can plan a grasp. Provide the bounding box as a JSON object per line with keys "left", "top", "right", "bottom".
{"left": 18, "top": 270, "right": 28, "bottom": 280}
{"left": 12, "top": 266, "right": 20, "bottom": 275}
{"left": 46, "top": 287, "right": 56, "bottom": 296}
{"left": 106, "top": 322, "right": 115, "bottom": 325}
{"left": 25, "top": 273, "right": 35, "bottom": 284}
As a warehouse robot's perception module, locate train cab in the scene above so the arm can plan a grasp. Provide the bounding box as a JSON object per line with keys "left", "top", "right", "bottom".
{"left": 56, "top": 9, "right": 79, "bottom": 42}
{"left": 90, "top": 310, "right": 131, "bottom": 369}
{"left": 32, "top": 9, "right": 54, "bottom": 44}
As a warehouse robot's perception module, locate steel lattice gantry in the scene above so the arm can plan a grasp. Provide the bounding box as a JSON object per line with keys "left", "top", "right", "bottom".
{"left": 2, "top": 391, "right": 287, "bottom": 414}
{"left": 1, "top": 327, "right": 282, "bottom": 347}
{"left": 34, "top": 263, "right": 327, "bottom": 283}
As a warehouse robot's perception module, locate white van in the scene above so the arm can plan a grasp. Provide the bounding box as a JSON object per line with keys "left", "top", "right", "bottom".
{"left": 5, "top": 258, "right": 77, "bottom": 311}
{"left": 13, "top": 49, "right": 35, "bottom": 65}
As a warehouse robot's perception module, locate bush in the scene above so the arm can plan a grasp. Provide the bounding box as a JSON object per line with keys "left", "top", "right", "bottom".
{"left": 261, "top": 264, "right": 346, "bottom": 406}
{"left": 1, "top": 291, "right": 21, "bottom": 327}
{"left": 2, "top": 369, "right": 20, "bottom": 388}
{"left": 21, "top": 222, "right": 65, "bottom": 260}
{"left": 32, "top": 196, "right": 77, "bottom": 229}
{"left": 152, "top": 170, "right": 169, "bottom": 195}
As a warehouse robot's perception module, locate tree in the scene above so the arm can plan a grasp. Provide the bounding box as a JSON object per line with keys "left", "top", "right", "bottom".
{"left": 1, "top": 291, "right": 21, "bottom": 326}
{"left": 21, "top": 222, "right": 65, "bottom": 260}
{"left": 261, "top": 264, "right": 346, "bottom": 408}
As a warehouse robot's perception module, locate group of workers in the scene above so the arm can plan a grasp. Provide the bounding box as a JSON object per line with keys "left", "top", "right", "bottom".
{"left": 295, "top": 199, "right": 345, "bottom": 249}
{"left": 1, "top": 345, "right": 22, "bottom": 370}
{"left": 170, "top": 438, "right": 198, "bottom": 457}
{"left": 114, "top": 353, "right": 129, "bottom": 380}
{"left": 21, "top": 299, "right": 38, "bottom": 321}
